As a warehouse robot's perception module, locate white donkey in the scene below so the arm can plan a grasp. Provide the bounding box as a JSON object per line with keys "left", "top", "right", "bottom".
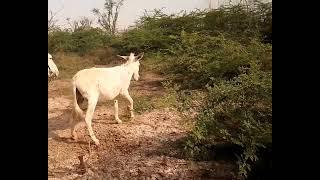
{"left": 70, "top": 52, "right": 144, "bottom": 145}
{"left": 48, "top": 53, "right": 59, "bottom": 79}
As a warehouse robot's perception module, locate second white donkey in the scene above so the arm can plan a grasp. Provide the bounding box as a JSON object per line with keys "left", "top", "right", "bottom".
{"left": 70, "top": 52, "right": 144, "bottom": 145}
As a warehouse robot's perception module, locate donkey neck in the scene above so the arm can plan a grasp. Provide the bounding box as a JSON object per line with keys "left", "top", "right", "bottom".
{"left": 120, "top": 63, "right": 136, "bottom": 81}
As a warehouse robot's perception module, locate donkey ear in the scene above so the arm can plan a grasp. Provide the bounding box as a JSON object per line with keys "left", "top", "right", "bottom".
{"left": 135, "top": 52, "right": 144, "bottom": 61}
{"left": 116, "top": 55, "right": 130, "bottom": 64}
{"left": 116, "top": 55, "right": 128, "bottom": 61}
{"left": 118, "top": 55, "right": 132, "bottom": 63}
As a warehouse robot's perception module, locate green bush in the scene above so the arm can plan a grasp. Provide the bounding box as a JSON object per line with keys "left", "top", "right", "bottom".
{"left": 162, "top": 33, "right": 271, "bottom": 89}
{"left": 48, "top": 28, "right": 110, "bottom": 54}
{"left": 111, "top": 28, "right": 177, "bottom": 53}
{"left": 71, "top": 28, "right": 110, "bottom": 55}
{"left": 186, "top": 60, "right": 272, "bottom": 178}
{"left": 48, "top": 31, "right": 73, "bottom": 53}
{"left": 204, "top": 5, "right": 260, "bottom": 44}
{"left": 86, "top": 47, "right": 118, "bottom": 65}
{"left": 48, "top": 2, "right": 271, "bottom": 56}
{"left": 138, "top": 9, "right": 205, "bottom": 36}
{"left": 203, "top": 2, "right": 272, "bottom": 44}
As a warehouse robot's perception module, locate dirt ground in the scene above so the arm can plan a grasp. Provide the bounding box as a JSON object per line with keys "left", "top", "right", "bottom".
{"left": 48, "top": 71, "right": 237, "bottom": 180}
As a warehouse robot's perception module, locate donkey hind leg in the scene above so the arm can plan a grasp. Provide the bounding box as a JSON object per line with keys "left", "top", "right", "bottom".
{"left": 70, "top": 107, "right": 81, "bottom": 140}
{"left": 70, "top": 120, "right": 81, "bottom": 140}
{"left": 84, "top": 96, "right": 100, "bottom": 145}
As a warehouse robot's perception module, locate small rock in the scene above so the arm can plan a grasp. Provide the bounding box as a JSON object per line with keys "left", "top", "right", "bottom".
{"left": 129, "top": 169, "right": 139, "bottom": 176}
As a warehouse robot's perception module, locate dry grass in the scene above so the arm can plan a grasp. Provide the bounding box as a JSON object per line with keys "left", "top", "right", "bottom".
{"left": 53, "top": 52, "right": 95, "bottom": 79}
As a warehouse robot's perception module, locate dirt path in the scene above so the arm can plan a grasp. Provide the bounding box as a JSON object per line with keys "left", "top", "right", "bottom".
{"left": 48, "top": 72, "right": 236, "bottom": 180}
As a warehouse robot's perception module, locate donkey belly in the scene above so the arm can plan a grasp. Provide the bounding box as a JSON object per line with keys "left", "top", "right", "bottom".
{"left": 99, "top": 85, "right": 121, "bottom": 100}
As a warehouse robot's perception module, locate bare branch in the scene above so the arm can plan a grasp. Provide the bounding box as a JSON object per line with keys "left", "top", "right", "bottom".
{"left": 48, "top": 10, "right": 58, "bottom": 31}
{"left": 48, "top": 7, "right": 63, "bottom": 32}
{"left": 92, "top": 0, "right": 125, "bottom": 35}
{"left": 66, "top": 17, "right": 93, "bottom": 32}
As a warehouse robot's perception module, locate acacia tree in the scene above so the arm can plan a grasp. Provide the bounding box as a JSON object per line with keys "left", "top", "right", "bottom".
{"left": 66, "top": 17, "right": 93, "bottom": 32}
{"left": 92, "top": 0, "right": 125, "bottom": 35}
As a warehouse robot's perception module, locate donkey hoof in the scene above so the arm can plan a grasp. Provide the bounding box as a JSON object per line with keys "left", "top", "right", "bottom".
{"left": 71, "top": 135, "right": 78, "bottom": 141}
{"left": 116, "top": 119, "right": 122, "bottom": 124}
{"left": 94, "top": 140, "right": 100, "bottom": 146}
